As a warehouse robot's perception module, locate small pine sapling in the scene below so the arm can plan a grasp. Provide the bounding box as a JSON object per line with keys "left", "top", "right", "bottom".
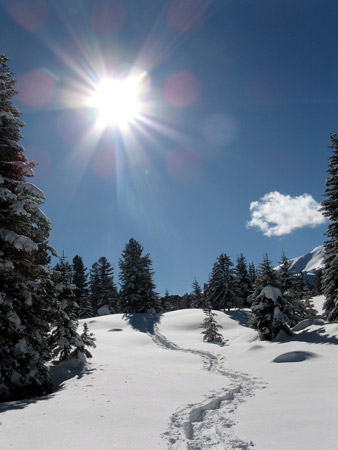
{"left": 200, "top": 308, "right": 225, "bottom": 345}
{"left": 70, "top": 323, "right": 96, "bottom": 360}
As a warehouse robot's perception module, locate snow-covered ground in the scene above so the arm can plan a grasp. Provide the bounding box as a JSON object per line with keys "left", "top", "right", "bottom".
{"left": 1, "top": 295, "right": 337, "bottom": 450}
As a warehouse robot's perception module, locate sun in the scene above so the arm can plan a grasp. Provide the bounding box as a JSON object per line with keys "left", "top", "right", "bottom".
{"left": 89, "top": 76, "right": 142, "bottom": 127}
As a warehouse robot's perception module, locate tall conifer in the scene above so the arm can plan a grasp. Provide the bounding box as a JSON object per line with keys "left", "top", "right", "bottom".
{"left": 119, "top": 238, "right": 159, "bottom": 313}
{"left": 0, "top": 55, "right": 55, "bottom": 400}
{"left": 321, "top": 133, "right": 338, "bottom": 320}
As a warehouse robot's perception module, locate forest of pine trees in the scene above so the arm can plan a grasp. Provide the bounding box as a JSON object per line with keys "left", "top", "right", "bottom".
{"left": 1, "top": 52, "right": 337, "bottom": 401}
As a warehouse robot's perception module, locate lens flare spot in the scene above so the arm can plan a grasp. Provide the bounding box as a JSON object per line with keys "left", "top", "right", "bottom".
{"left": 166, "top": 145, "right": 203, "bottom": 183}
{"left": 91, "top": 0, "right": 126, "bottom": 34}
{"left": 164, "top": 71, "right": 201, "bottom": 108}
{"left": 92, "top": 143, "right": 125, "bottom": 181}
{"left": 167, "top": 0, "right": 208, "bottom": 32}
{"left": 6, "top": 0, "right": 48, "bottom": 31}
{"left": 16, "top": 70, "right": 54, "bottom": 107}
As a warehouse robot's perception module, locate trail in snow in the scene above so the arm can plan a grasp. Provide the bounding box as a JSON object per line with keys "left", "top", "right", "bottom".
{"left": 152, "top": 325, "right": 266, "bottom": 450}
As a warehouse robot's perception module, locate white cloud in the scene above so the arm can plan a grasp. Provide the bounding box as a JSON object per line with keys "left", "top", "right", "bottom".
{"left": 247, "top": 191, "right": 325, "bottom": 237}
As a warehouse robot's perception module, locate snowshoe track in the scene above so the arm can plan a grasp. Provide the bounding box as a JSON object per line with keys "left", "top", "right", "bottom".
{"left": 152, "top": 326, "right": 265, "bottom": 449}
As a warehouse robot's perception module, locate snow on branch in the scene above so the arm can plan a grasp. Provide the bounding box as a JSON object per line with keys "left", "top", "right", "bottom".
{"left": 0, "top": 229, "right": 38, "bottom": 252}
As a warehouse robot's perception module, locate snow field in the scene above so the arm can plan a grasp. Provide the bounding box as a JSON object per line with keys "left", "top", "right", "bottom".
{"left": 1, "top": 297, "right": 337, "bottom": 450}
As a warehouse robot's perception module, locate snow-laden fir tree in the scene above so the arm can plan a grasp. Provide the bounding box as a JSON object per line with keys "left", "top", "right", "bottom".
{"left": 89, "top": 257, "right": 118, "bottom": 315}
{"left": 234, "top": 254, "right": 252, "bottom": 307}
{"left": 250, "top": 254, "right": 293, "bottom": 340}
{"left": 49, "top": 257, "right": 95, "bottom": 363}
{"left": 321, "top": 133, "right": 338, "bottom": 320}
{"left": 207, "top": 253, "right": 236, "bottom": 311}
{"left": 119, "top": 238, "right": 159, "bottom": 313}
{"left": 72, "top": 255, "right": 92, "bottom": 318}
{"left": 200, "top": 307, "right": 224, "bottom": 344}
{"left": 0, "top": 55, "right": 56, "bottom": 400}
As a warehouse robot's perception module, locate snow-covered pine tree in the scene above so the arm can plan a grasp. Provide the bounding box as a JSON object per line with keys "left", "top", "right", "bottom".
{"left": 72, "top": 255, "right": 92, "bottom": 318}
{"left": 49, "top": 257, "right": 79, "bottom": 361}
{"left": 70, "top": 322, "right": 96, "bottom": 360}
{"left": 200, "top": 307, "right": 224, "bottom": 344}
{"left": 250, "top": 254, "right": 293, "bottom": 340}
{"left": 119, "top": 238, "right": 159, "bottom": 313}
{"left": 234, "top": 254, "right": 252, "bottom": 307}
{"left": 207, "top": 253, "right": 236, "bottom": 311}
{"left": 49, "top": 256, "right": 95, "bottom": 363}
{"left": 0, "top": 54, "right": 56, "bottom": 401}
{"left": 321, "top": 133, "right": 338, "bottom": 320}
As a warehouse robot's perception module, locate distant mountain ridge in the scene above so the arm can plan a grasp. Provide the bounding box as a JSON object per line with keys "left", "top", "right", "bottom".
{"left": 289, "top": 245, "right": 324, "bottom": 275}
{"left": 276, "top": 245, "right": 324, "bottom": 280}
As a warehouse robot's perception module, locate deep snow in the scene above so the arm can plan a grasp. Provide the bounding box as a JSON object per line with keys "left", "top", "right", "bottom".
{"left": 1, "top": 295, "right": 337, "bottom": 449}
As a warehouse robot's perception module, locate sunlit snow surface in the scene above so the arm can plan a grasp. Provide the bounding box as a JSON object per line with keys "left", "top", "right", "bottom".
{"left": 1, "top": 296, "right": 337, "bottom": 450}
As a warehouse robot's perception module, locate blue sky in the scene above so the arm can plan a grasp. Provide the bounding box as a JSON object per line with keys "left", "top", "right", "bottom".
{"left": 2, "top": 0, "right": 337, "bottom": 295}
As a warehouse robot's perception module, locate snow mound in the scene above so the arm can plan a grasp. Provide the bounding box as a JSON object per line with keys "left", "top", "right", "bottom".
{"left": 272, "top": 351, "right": 319, "bottom": 363}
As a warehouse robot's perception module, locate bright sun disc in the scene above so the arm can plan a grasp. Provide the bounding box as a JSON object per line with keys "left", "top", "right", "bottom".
{"left": 90, "top": 77, "right": 141, "bottom": 127}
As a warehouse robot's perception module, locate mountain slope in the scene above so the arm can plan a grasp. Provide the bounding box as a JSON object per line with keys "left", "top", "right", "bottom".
{"left": 289, "top": 245, "right": 324, "bottom": 275}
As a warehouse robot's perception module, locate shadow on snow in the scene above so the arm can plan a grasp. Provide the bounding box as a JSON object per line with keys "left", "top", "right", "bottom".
{"left": 123, "top": 312, "right": 162, "bottom": 335}
{"left": 0, "top": 362, "right": 95, "bottom": 412}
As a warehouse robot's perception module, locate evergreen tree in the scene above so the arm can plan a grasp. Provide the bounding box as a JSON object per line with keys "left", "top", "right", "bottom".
{"left": 250, "top": 254, "right": 293, "bottom": 339}
{"left": 49, "top": 257, "right": 79, "bottom": 361}
{"left": 293, "top": 273, "right": 317, "bottom": 322}
{"left": 278, "top": 252, "right": 295, "bottom": 293}
{"left": 89, "top": 257, "right": 118, "bottom": 315}
{"left": 191, "top": 278, "right": 205, "bottom": 308}
{"left": 119, "top": 238, "right": 159, "bottom": 313}
{"left": 276, "top": 252, "right": 307, "bottom": 326}
{"left": 89, "top": 261, "right": 100, "bottom": 314}
{"left": 207, "top": 253, "right": 236, "bottom": 311}
{"left": 49, "top": 256, "right": 95, "bottom": 362}
{"left": 200, "top": 307, "right": 224, "bottom": 344}
{"left": 251, "top": 285, "right": 291, "bottom": 340}
{"left": 254, "top": 253, "right": 278, "bottom": 292}
{"left": 72, "top": 255, "right": 92, "bottom": 318}
{"left": 71, "top": 322, "right": 96, "bottom": 360}
{"left": 248, "top": 262, "right": 256, "bottom": 290}
{"left": 234, "top": 254, "right": 252, "bottom": 307}
{"left": 0, "top": 55, "right": 56, "bottom": 401}
{"left": 313, "top": 268, "right": 323, "bottom": 296}
{"left": 321, "top": 133, "right": 338, "bottom": 320}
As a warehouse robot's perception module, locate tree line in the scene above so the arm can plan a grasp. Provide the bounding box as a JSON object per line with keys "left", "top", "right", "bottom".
{"left": 63, "top": 247, "right": 322, "bottom": 320}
